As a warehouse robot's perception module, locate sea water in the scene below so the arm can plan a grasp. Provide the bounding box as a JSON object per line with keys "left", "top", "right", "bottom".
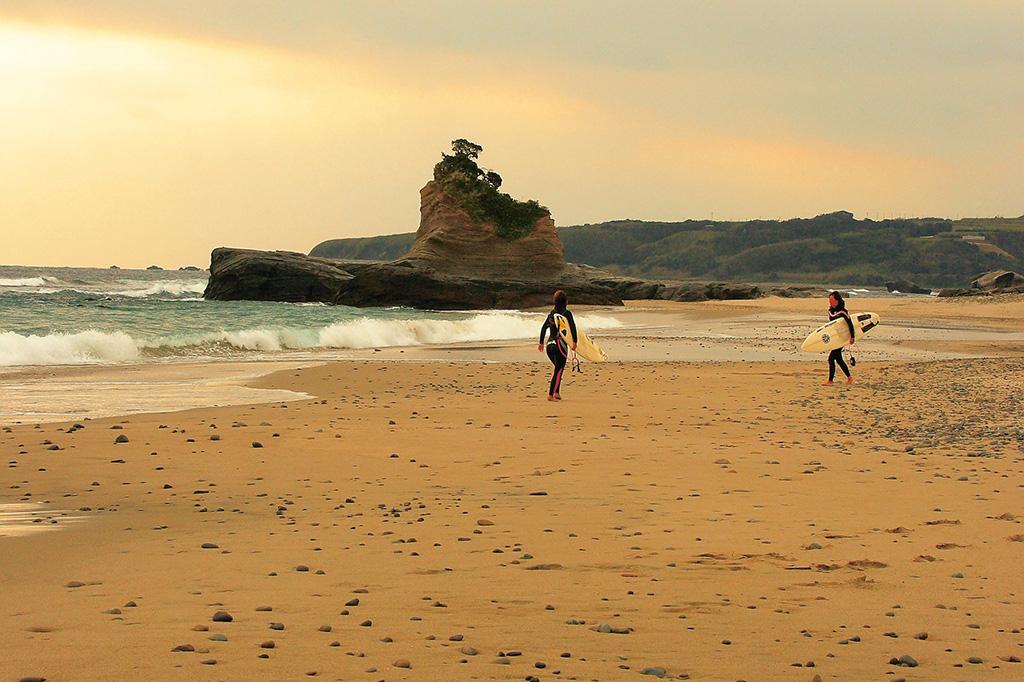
{"left": 0, "top": 265, "right": 622, "bottom": 367}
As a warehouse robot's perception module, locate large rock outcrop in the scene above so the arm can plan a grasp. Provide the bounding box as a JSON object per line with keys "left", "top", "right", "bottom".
{"left": 972, "top": 270, "right": 1024, "bottom": 291}
{"left": 203, "top": 248, "right": 357, "bottom": 302}
{"left": 402, "top": 181, "right": 565, "bottom": 277}
{"left": 937, "top": 270, "right": 1024, "bottom": 297}
{"left": 204, "top": 167, "right": 765, "bottom": 309}
{"left": 203, "top": 246, "right": 766, "bottom": 309}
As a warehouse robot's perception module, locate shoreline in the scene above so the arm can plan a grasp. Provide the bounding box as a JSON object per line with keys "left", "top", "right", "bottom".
{"left": 4, "top": 296, "right": 1024, "bottom": 424}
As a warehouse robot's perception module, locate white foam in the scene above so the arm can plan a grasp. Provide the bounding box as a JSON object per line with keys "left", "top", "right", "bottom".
{"left": 109, "top": 280, "right": 208, "bottom": 298}
{"left": 0, "top": 276, "right": 58, "bottom": 287}
{"left": 0, "top": 313, "right": 623, "bottom": 366}
{"left": 163, "top": 313, "right": 622, "bottom": 353}
{"left": 0, "top": 330, "right": 141, "bottom": 366}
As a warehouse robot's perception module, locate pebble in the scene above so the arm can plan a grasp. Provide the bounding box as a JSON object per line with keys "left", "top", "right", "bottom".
{"left": 211, "top": 611, "right": 233, "bottom": 623}
{"left": 889, "top": 654, "right": 918, "bottom": 668}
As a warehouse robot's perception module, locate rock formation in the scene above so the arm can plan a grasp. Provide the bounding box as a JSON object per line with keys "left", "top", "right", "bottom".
{"left": 203, "top": 246, "right": 764, "bottom": 309}
{"left": 972, "top": 270, "right": 1024, "bottom": 291}
{"left": 403, "top": 180, "right": 565, "bottom": 277}
{"left": 885, "top": 279, "right": 931, "bottom": 295}
{"left": 204, "top": 141, "right": 766, "bottom": 309}
{"left": 203, "top": 248, "right": 356, "bottom": 302}
{"left": 937, "top": 270, "right": 1024, "bottom": 297}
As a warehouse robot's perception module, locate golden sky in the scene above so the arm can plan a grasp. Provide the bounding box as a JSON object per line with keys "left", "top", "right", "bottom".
{"left": 1, "top": 1, "right": 1022, "bottom": 267}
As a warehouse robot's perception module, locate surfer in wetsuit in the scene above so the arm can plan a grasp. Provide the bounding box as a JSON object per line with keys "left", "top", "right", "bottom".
{"left": 537, "top": 290, "right": 577, "bottom": 401}
{"left": 824, "top": 290, "right": 855, "bottom": 385}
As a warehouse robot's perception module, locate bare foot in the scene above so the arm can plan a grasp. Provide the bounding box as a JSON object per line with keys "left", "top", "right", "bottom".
{"left": 547, "top": 395, "right": 555, "bottom": 401}
{"left": 845, "top": 376, "right": 854, "bottom": 384}
{"left": 821, "top": 381, "right": 833, "bottom": 386}
{"left": 553, "top": 393, "right": 562, "bottom": 400}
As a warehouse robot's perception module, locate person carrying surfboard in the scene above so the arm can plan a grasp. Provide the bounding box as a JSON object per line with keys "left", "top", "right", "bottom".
{"left": 824, "top": 290, "right": 855, "bottom": 386}
{"left": 537, "top": 290, "right": 577, "bottom": 401}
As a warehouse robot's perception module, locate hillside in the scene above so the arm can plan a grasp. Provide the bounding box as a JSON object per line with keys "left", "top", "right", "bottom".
{"left": 309, "top": 212, "right": 1024, "bottom": 288}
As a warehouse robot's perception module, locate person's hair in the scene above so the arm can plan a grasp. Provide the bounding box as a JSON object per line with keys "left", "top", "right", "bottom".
{"left": 553, "top": 290, "right": 567, "bottom": 312}
{"left": 829, "top": 290, "right": 845, "bottom": 307}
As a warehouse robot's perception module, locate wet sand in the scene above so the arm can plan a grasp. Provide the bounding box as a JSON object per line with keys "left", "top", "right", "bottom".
{"left": 2, "top": 297, "right": 1023, "bottom": 680}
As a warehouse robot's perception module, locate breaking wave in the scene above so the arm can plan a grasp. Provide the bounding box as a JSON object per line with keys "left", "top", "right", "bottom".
{"left": 0, "top": 330, "right": 141, "bottom": 366}
{"left": 0, "top": 313, "right": 621, "bottom": 366}
{"left": 0, "top": 278, "right": 208, "bottom": 299}
{"left": 107, "top": 280, "right": 208, "bottom": 298}
{"left": 0, "top": 276, "right": 59, "bottom": 287}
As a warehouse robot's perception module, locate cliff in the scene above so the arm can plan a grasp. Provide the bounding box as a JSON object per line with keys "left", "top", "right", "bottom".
{"left": 402, "top": 180, "right": 565, "bottom": 277}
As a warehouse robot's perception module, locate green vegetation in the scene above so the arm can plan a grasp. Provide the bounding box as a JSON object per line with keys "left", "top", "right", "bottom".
{"left": 309, "top": 232, "right": 415, "bottom": 261}
{"left": 557, "top": 212, "right": 1023, "bottom": 287}
{"left": 432, "top": 139, "right": 549, "bottom": 241}
{"left": 309, "top": 211, "right": 1024, "bottom": 288}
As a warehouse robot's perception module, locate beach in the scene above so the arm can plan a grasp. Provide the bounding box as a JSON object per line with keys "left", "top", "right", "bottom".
{"left": 2, "top": 296, "right": 1023, "bottom": 680}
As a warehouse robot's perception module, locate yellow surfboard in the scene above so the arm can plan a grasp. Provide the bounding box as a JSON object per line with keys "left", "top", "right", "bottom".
{"left": 800, "top": 312, "right": 880, "bottom": 353}
{"left": 555, "top": 314, "right": 608, "bottom": 362}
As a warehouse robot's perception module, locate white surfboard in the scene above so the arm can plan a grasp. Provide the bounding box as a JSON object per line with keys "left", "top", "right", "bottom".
{"left": 800, "top": 312, "right": 880, "bottom": 353}
{"left": 555, "top": 314, "right": 607, "bottom": 362}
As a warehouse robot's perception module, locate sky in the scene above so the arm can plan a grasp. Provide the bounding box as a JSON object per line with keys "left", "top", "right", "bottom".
{"left": 1, "top": 1, "right": 1022, "bottom": 268}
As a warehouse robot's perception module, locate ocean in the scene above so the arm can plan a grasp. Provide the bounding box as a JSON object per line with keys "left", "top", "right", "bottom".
{"left": 0, "top": 265, "right": 622, "bottom": 368}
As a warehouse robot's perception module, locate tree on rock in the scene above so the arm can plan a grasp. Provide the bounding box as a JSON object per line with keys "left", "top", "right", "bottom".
{"left": 451, "top": 138, "right": 483, "bottom": 159}
{"left": 432, "top": 139, "right": 547, "bottom": 241}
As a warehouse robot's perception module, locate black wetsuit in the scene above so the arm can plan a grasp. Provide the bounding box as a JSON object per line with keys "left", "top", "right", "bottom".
{"left": 827, "top": 304, "right": 855, "bottom": 381}
{"left": 539, "top": 308, "right": 577, "bottom": 396}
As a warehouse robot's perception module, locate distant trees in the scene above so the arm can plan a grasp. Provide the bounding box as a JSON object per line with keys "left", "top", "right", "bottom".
{"left": 555, "top": 216, "right": 1017, "bottom": 287}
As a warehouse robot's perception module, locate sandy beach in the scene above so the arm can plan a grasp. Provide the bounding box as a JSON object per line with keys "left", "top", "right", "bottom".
{"left": 2, "top": 297, "right": 1023, "bottom": 680}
